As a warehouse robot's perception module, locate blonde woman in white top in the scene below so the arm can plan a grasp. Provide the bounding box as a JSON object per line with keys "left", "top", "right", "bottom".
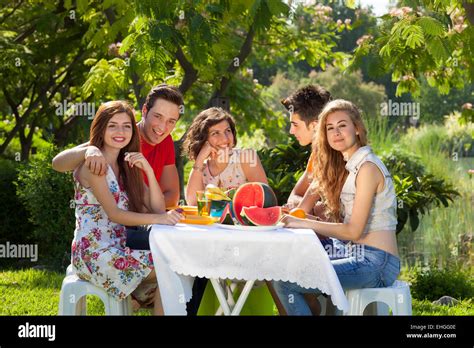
{"left": 273, "top": 99, "right": 400, "bottom": 315}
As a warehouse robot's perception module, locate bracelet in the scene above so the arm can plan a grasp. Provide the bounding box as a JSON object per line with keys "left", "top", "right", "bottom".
{"left": 193, "top": 164, "right": 204, "bottom": 172}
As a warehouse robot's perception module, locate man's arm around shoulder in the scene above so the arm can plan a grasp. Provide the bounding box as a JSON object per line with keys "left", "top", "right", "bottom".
{"left": 52, "top": 142, "right": 107, "bottom": 176}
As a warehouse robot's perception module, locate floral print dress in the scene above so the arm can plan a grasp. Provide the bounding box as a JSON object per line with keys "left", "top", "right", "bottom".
{"left": 71, "top": 166, "right": 155, "bottom": 302}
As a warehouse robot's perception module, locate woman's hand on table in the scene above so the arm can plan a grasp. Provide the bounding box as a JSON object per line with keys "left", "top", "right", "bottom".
{"left": 154, "top": 210, "right": 184, "bottom": 225}
{"left": 281, "top": 214, "right": 310, "bottom": 229}
{"left": 282, "top": 214, "right": 328, "bottom": 240}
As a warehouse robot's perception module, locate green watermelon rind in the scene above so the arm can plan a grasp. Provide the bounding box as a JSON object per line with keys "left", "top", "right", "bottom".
{"left": 261, "top": 184, "right": 278, "bottom": 207}
{"left": 240, "top": 212, "right": 255, "bottom": 226}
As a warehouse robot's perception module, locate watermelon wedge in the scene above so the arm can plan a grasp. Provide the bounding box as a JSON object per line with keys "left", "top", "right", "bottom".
{"left": 240, "top": 206, "right": 282, "bottom": 226}
{"left": 219, "top": 203, "right": 234, "bottom": 225}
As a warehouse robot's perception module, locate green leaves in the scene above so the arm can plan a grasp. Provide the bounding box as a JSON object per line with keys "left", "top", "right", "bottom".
{"left": 15, "top": 147, "right": 75, "bottom": 267}
{"left": 344, "top": 0, "right": 356, "bottom": 10}
{"left": 402, "top": 24, "right": 424, "bottom": 49}
{"left": 82, "top": 58, "right": 128, "bottom": 99}
{"left": 382, "top": 147, "right": 460, "bottom": 234}
{"left": 352, "top": 2, "right": 471, "bottom": 97}
{"left": 416, "top": 16, "right": 445, "bottom": 36}
{"left": 426, "top": 36, "right": 450, "bottom": 62}
{"left": 258, "top": 139, "right": 310, "bottom": 203}
{"left": 266, "top": 0, "right": 290, "bottom": 17}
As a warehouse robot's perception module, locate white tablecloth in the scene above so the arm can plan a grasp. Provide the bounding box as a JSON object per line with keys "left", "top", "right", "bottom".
{"left": 149, "top": 223, "right": 349, "bottom": 315}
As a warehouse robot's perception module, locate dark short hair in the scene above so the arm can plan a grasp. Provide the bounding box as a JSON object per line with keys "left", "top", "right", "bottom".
{"left": 183, "top": 107, "right": 237, "bottom": 161}
{"left": 281, "top": 85, "right": 332, "bottom": 125}
{"left": 144, "top": 84, "right": 184, "bottom": 115}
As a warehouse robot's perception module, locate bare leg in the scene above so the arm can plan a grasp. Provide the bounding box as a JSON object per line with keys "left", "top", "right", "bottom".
{"left": 143, "top": 269, "right": 165, "bottom": 315}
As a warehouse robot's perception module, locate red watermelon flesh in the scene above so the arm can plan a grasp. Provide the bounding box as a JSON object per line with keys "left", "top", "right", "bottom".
{"left": 232, "top": 182, "right": 278, "bottom": 225}
{"left": 240, "top": 206, "right": 282, "bottom": 226}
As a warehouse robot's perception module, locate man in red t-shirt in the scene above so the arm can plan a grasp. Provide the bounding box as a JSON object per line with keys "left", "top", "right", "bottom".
{"left": 52, "top": 84, "right": 182, "bottom": 207}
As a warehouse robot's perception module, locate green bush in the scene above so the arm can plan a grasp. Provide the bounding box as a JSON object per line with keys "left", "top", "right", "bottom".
{"left": 380, "top": 146, "right": 459, "bottom": 233}
{"left": 407, "top": 266, "right": 474, "bottom": 301}
{"left": 15, "top": 147, "right": 75, "bottom": 269}
{"left": 403, "top": 116, "right": 474, "bottom": 159}
{"left": 258, "top": 138, "right": 311, "bottom": 204}
{"left": 0, "top": 159, "right": 34, "bottom": 262}
{"left": 444, "top": 113, "right": 474, "bottom": 157}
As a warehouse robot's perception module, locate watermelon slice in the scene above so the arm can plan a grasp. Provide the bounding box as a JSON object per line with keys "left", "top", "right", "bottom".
{"left": 232, "top": 182, "right": 278, "bottom": 225}
{"left": 240, "top": 206, "right": 282, "bottom": 226}
{"left": 219, "top": 203, "right": 234, "bottom": 225}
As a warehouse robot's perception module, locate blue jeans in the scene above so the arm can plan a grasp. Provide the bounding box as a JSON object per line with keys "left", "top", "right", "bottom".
{"left": 272, "top": 243, "right": 401, "bottom": 315}
{"left": 320, "top": 238, "right": 349, "bottom": 260}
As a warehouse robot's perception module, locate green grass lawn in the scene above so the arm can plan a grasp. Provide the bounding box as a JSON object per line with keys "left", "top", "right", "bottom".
{"left": 1, "top": 268, "right": 472, "bottom": 316}
{"left": 0, "top": 268, "right": 150, "bottom": 316}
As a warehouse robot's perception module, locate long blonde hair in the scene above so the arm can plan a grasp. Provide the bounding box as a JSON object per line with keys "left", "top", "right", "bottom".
{"left": 311, "top": 99, "right": 368, "bottom": 221}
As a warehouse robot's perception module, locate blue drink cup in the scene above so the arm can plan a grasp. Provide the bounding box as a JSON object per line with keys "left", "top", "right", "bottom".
{"left": 209, "top": 200, "right": 232, "bottom": 218}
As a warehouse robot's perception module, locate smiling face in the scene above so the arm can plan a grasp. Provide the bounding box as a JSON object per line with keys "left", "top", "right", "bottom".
{"left": 289, "top": 113, "right": 317, "bottom": 146}
{"left": 325, "top": 110, "right": 360, "bottom": 156}
{"left": 141, "top": 98, "right": 180, "bottom": 145}
{"left": 207, "top": 120, "right": 235, "bottom": 152}
{"left": 103, "top": 112, "right": 133, "bottom": 150}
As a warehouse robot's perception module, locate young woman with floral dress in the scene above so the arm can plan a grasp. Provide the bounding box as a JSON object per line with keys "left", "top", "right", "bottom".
{"left": 70, "top": 101, "right": 182, "bottom": 315}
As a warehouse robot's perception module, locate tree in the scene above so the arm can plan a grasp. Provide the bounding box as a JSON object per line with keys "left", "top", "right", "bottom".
{"left": 0, "top": 0, "right": 130, "bottom": 159}
{"left": 415, "top": 76, "right": 474, "bottom": 123}
{"left": 351, "top": 0, "right": 474, "bottom": 97}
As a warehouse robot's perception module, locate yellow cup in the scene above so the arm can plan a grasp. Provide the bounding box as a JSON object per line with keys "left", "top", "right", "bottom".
{"left": 196, "top": 191, "right": 209, "bottom": 216}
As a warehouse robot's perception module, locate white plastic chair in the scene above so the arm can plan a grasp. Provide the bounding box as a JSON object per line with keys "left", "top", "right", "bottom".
{"left": 345, "top": 280, "right": 412, "bottom": 315}
{"left": 58, "top": 265, "right": 132, "bottom": 315}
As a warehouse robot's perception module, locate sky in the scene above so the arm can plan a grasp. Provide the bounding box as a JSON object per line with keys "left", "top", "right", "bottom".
{"left": 358, "top": 0, "right": 392, "bottom": 17}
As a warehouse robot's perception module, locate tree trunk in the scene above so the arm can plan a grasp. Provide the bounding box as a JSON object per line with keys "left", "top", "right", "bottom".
{"left": 174, "top": 137, "right": 186, "bottom": 202}
{"left": 463, "top": 1, "right": 474, "bottom": 25}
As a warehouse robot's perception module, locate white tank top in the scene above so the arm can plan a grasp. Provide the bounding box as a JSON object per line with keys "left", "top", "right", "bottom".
{"left": 340, "top": 146, "right": 398, "bottom": 234}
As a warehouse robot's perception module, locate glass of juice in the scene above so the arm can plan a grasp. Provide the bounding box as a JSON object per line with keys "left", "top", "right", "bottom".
{"left": 196, "top": 191, "right": 209, "bottom": 216}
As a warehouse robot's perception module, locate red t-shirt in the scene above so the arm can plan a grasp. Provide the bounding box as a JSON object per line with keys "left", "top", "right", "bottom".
{"left": 140, "top": 134, "right": 175, "bottom": 184}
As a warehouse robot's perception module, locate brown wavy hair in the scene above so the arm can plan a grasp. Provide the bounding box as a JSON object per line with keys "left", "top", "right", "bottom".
{"left": 89, "top": 100, "right": 146, "bottom": 213}
{"left": 311, "top": 99, "right": 368, "bottom": 221}
{"left": 182, "top": 107, "right": 237, "bottom": 160}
